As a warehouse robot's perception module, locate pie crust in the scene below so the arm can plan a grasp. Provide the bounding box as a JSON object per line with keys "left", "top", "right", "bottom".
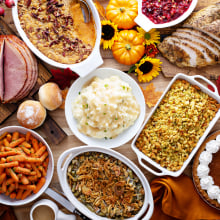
{"left": 193, "top": 130, "right": 220, "bottom": 210}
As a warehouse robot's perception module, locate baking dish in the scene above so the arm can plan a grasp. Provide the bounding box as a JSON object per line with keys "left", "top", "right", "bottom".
{"left": 131, "top": 73, "right": 220, "bottom": 177}
{"left": 0, "top": 126, "right": 54, "bottom": 206}
{"left": 57, "top": 146, "right": 154, "bottom": 220}
{"left": 135, "top": 0, "right": 198, "bottom": 32}
{"left": 12, "top": 0, "right": 103, "bottom": 78}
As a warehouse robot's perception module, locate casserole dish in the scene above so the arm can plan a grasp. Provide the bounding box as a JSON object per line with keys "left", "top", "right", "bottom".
{"left": 12, "top": 0, "right": 103, "bottom": 78}
{"left": 65, "top": 67, "right": 146, "bottom": 148}
{"left": 135, "top": 0, "right": 198, "bottom": 32}
{"left": 0, "top": 126, "right": 54, "bottom": 206}
{"left": 131, "top": 73, "right": 220, "bottom": 177}
{"left": 57, "top": 146, "right": 154, "bottom": 220}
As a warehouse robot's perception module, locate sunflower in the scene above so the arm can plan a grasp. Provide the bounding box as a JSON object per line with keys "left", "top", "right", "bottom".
{"left": 101, "top": 20, "right": 118, "bottom": 49}
{"left": 135, "top": 57, "right": 162, "bottom": 82}
{"left": 137, "top": 27, "right": 160, "bottom": 45}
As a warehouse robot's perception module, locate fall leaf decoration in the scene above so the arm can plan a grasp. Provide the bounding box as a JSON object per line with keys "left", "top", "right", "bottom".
{"left": 141, "top": 83, "right": 162, "bottom": 108}
{"left": 50, "top": 68, "right": 79, "bottom": 90}
{"left": 207, "top": 75, "right": 220, "bottom": 95}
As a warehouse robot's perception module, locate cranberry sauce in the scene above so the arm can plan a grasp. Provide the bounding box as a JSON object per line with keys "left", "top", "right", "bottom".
{"left": 142, "top": 0, "right": 192, "bottom": 24}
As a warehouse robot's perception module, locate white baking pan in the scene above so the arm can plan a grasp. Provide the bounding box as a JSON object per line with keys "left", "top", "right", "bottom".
{"left": 12, "top": 0, "right": 103, "bottom": 77}
{"left": 132, "top": 73, "right": 220, "bottom": 177}
{"left": 57, "top": 146, "right": 154, "bottom": 220}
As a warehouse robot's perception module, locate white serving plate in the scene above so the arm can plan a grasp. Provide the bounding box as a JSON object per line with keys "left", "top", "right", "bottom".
{"left": 12, "top": 0, "right": 103, "bottom": 77}
{"left": 132, "top": 73, "right": 220, "bottom": 177}
{"left": 0, "top": 126, "right": 54, "bottom": 206}
{"left": 57, "top": 146, "right": 154, "bottom": 220}
{"left": 65, "top": 67, "right": 146, "bottom": 148}
{"left": 135, "top": 0, "right": 198, "bottom": 32}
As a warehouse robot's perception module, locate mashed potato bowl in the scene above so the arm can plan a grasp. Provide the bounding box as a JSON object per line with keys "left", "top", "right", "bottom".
{"left": 65, "top": 68, "right": 146, "bottom": 148}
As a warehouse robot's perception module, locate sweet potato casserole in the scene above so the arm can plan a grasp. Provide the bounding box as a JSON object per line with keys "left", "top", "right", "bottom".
{"left": 67, "top": 152, "right": 145, "bottom": 219}
{"left": 17, "top": 0, "right": 96, "bottom": 64}
{"left": 136, "top": 79, "right": 220, "bottom": 171}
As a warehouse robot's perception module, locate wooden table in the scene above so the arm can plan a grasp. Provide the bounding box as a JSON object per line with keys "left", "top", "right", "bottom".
{"left": 1, "top": 0, "right": 220, "bottom": 219}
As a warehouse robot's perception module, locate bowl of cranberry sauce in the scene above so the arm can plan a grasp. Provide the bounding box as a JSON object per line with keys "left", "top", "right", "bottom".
{"left": 135, "top": 0, "right": 198, "bottom": 31}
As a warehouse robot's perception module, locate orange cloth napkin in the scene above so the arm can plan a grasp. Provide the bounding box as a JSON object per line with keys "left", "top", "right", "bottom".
{"left": 0, "top": 205, "right": 17, "bottom": 220}
{"left": 150, "top": 174, "right": 220, "bottom": 220}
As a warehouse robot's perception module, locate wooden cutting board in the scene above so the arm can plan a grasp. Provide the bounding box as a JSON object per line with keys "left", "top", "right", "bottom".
{"left": 0, "top": 18, "right": 67, "bottom": 145}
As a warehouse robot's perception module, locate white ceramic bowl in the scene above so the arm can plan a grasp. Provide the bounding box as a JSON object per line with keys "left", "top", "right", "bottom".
{"left": 65, "top": 67, "right": 146, "bottom": 148}
{"left": 12, "top": 0, "right": 103, "bottom": 77}
{"left": 135, "top": 0, "right": 198, "bottom": 32}
{"left": 57, "top": 146, "right": 154, "bottom": 220}
{"left": 0, "top": 126, "right": 54, "bottom": 206}
{"left": 132, "top": 74, "right": 220, "bottom": 177}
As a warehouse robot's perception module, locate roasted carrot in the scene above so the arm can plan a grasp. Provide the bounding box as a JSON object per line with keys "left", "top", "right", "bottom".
{"left": 33, "top": 177, "right": 46, "bottom": 194}
{"left": 40, "top": 152, "right": 48, "bottom": 162}
{"left": 20, "top": 175, "right": 29, "bottom": 185}
{"left": 31, "top": 164, "right": 41, "bottom": 178}
{"left": 18, "top": 184, "right": 36, "bottom": 191}
{"left": 6, "top": 134, "right": 12, "bottom": 142}
{"left": 25, "top": 132, "right": 31, "bottom": 142}
{"left": 25, "top": 157, "right": 42, "bottom": 163}
{"left": 6, "top": 178, "right": 15, "bottom": 185}
{"left": 12, "top": 132, "right": 19, "bottom": 141}
{"left": 0, "top": 173, "right": 6, "bottom": 184}
{"left": 3, "top": 138, "right": 9, "bottom": 147}
{"left": 38, "top": 166, "right": 47, "bottom": 177}
{"left": 16, "top": 189, "right": 24, "bottom": 200}
{"left": 0, "top": 151, "right": 18, "bottom": 158}
{"left": 35, "top": 146, "right": 47, "bottom": 158}
{"left": 32, "top": 139, "right": 39, "bottom": 152}
{"left": 9, "top": 137, "right": 25, "bottom": 148}
{"left": 8, "top": 168, "right": 19, "bottom": 182}
{"left": 13, "top": 166, "right": 32, "bottom": 175}
{"left": 0, "top": 161, "right": 19, "bottom": 168}
{"left": 9, "top": 192, "right": 16, "bottom": 199}
{"left": 0, "top": 132, "right": 8, "bottom": 140}
{"left": 5, "top": 183, "right": 15, "bottom": 196}
{"left": 2, "top": 179, "right": 7, "bottom": 192}
{"left": 20, "top": 146, "right": 31, "bottom": 155}
{"left": 21, "top": 189, "right": 32, "bottom": 200}
{"left": 20, "top": 141, "right": 31, "bottom": 149}
{"left": 6, "top": 155, "right": 26, "bottom": 163}
{"left": 28, "top": 175, "right": 38, "bottom": 182}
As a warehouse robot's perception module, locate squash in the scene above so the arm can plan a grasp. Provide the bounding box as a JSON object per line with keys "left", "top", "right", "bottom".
{"left": 112, "top": 30, "right": 145, "bottom": 65}
{"left": 106, "top": 0, "right": 138, "bottom": 30}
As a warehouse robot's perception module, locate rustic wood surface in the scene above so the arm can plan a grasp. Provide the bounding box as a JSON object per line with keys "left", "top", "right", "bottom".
{"left": 0, "top": 0, "right": 220, "bottom": 219}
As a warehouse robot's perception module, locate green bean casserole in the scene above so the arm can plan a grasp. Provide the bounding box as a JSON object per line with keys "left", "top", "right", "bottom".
{"left": 67, "top": 152, "right": 145, "bottom": 219}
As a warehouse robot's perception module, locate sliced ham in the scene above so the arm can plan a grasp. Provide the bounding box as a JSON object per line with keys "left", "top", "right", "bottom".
{"left": 3, "top": 39, "right": 27, "bottom": 103}
{"left": 8, "top": 35, "right": 38, "bottom": 101}
{"left": 0, "top": 37, "right": 4, "bottom": 101}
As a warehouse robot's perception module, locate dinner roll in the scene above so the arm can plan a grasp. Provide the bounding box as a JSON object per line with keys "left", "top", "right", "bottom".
{"left": 17, "top": 100, "right": 47, "bottom": 129}
{"left": 39, "top": 82, "right": 62, "bottom": 111}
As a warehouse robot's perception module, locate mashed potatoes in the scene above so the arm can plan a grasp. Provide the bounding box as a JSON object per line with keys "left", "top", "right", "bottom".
{"left": 72, "top": 76, "right": 140, "bottom": 139}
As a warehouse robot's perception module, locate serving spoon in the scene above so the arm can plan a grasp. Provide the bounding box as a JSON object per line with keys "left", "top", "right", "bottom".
{"left": 79, "top": 0, "right": 90, "bottom": 23}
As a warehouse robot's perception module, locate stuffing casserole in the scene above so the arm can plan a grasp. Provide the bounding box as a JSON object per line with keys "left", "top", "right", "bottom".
{"left": 136, "top": 79, "right": 220, "bottom": 171}
{"left": 67, "top": 152, "right": 145, "bottom": 219}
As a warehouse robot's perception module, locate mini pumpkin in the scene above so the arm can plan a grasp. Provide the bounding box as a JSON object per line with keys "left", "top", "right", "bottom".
{"left": 112, "top": 30, "right": 145, "bottom": 65}
{"left": 106, "top": 0, "right": 138, "bottom": 30}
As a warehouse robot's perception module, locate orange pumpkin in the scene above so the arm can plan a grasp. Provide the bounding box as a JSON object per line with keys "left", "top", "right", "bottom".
{"left": 112, "top": 30, "right": 145, "bottom": 65}
{"left": 106, "top": 0, "right": 138, "bottom": 30}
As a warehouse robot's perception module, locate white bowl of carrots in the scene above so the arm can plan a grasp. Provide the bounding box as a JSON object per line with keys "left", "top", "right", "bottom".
{"left": 0, "top": 126, "right": 54, "bottom": 206}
